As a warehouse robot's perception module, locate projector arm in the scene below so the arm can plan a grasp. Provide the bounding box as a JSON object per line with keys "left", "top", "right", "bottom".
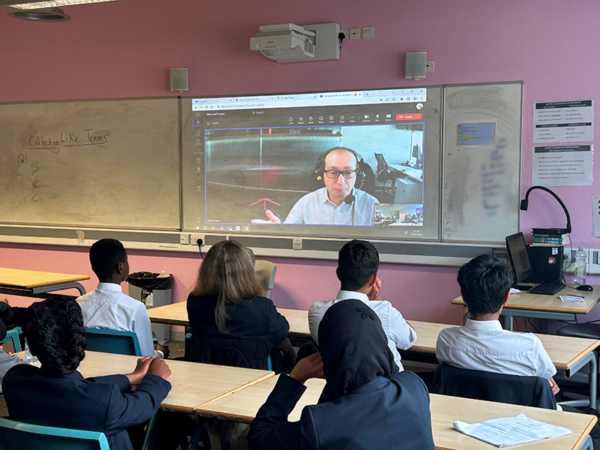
{"left": 520, "top": 185, "right": 571, "bottom": 234}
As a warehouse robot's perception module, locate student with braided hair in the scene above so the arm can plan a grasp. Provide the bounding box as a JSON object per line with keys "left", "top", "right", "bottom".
{"left": 2, "top": 295, "right": 172, "bottom": 450}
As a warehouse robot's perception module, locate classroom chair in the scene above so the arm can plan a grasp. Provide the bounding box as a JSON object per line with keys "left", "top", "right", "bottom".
{"left": 431, "top": 363, "right": 557, "bottom": 409}
{"left": 254, "top": 260, "right": 277, "bottom": 299}
{"left": 185, "top": 333, "right": 273, "bottom": 371}
{"left": 0, "top": 328, "right": 22, "bottom": 353}
{"left": 374, "top": 152, "right": 399, "bottom": 199}
{"left": 84, "top": 328, "right": 142, "bottom": 357}
{"left": 0, "top": 417, "right": 110, "bottom": 450}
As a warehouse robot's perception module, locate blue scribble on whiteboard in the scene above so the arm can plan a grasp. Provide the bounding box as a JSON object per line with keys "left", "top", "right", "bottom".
{"left": 480, "top": 137, "right": 508, "bottom": 216}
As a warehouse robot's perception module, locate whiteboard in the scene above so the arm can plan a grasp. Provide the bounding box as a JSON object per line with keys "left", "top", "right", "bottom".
{"left": 442, "top": 83, "right": 523, "bottom": 243}
{"left": 0, "top": 98, "right": 180, "bottom": 230}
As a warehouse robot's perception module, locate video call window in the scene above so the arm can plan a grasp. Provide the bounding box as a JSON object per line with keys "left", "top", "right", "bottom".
{"left": 184, "top": 87, "right": 438, "bottom": 239}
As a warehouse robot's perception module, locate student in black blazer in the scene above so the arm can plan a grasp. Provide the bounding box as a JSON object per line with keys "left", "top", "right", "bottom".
{"left": 248, "top": 299, "right": 435, "bottom": 450}
{"left": 2, "top": 295, "right": 172, "bottom": 450}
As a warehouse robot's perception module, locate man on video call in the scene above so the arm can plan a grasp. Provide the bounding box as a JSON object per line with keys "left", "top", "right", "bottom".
{"left": 252, "top": 147, "right": 377, "bottom": 226}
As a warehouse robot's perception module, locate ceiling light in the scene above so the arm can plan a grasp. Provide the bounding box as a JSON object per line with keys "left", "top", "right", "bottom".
{"left": 0, "top": 0, "right": 123, "bottom": 14}
{"left": 8, "top": 6, "right": 70, "bottom": 20}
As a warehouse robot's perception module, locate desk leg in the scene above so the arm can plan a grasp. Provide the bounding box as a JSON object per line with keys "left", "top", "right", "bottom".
{"left": 72, "top": 282, "right": 86, "bottom": 296}
{"left": 589, "top": 353, "right": 597, "bottom": 411}
{"left": 559, "top": 352, "right": 597, "bottom": 410}
{"left": 582, "top": 435, "right": 594, "bottom": 450}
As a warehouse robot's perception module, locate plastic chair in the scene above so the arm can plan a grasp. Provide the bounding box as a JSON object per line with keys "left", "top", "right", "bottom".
{"left": 0, "top": 328, "right": 22, "bottom": 353}
{"left": 84, "top": 328, "right": 142, "bottom": 357}
{"left": 255, "top": 260, "right": 277, "bottom": 299}
{"left": 0, "top": 417, "right": 110, "bottom": 450}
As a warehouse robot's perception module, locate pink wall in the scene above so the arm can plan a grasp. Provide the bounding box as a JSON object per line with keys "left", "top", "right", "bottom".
{"left": 0, "top": 0, "right": 599, "bottom": 326}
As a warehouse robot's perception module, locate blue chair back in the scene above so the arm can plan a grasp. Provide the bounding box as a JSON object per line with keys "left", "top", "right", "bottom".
{"left": 0, "top": 417, "right": 110, "bottom": 450}
{"left": 0, "top": 328, "right": 22, "bottom": 353}
{"left": 85, "top": 328, "right": 142, "bottom": 357}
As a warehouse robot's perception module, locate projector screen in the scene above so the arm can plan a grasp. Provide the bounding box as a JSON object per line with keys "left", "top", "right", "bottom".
{"left": 182, "top": 87, "right": 442, "bottom": 240}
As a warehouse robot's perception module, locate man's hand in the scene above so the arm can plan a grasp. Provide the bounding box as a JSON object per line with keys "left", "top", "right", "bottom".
{"left": 368, "top": 278, "right": 383, "bottom": 301}
{"left": 155, "top": 344, "right": 170, "bottom": 359}
{"left": 290, "top": 353, "right": 324, "bottom": 385}
{"left": 148, "top": 357, "right": 172, "bottom": 381}
{"left": 251, "top": 210, "right": 281, "bottom": 224}
{"left": 548, "top": 377, "right": 560, "bottom": 395}
{"left": 125, "top": 356, "right": 154, "bottom": 386}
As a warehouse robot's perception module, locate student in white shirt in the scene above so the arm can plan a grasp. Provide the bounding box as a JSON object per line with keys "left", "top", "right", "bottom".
{"left": 436, "top": 254, "right": 558, "bottom": 394}
{"left": 77, "top": 239, "right": 168, "bottom": 359}
{"left": 308, "top": 239, "right": 416, "bottom": 371}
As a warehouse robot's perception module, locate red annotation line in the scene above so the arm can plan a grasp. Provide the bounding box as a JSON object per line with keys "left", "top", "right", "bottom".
{"left": 251, "top": 198, "right": 281, "bottom": 211}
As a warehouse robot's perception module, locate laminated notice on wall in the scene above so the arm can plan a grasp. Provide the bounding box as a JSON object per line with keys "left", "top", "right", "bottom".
{"left": 533, "top": 100, "right": 594, "bottom": 143}
{"left": 532, "top": 145, "right": 593, "bottom": 186}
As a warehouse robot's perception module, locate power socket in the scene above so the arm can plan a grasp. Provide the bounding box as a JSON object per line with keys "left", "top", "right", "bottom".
{"left": 426, "top": 60, "right": 435, "bottom": 72}
{"left": 293, "top": 238, "right": 302, "bottom": 250}
{"left": 349, "top": 28, "right": 361, "bottom": 39}
{"left": 190, "top": 233, "right": 204, "bottom": 247}
{"left": 362, "top": 26, "right": 374, "bottom": 39}
{"left": 339, "top": 28, "right": 349, "bottom": 40}
{"left": 179, "top": 234, "right": 190, "bottom": 245}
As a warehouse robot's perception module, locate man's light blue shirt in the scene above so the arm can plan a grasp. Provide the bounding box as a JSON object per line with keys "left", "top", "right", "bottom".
{"left": 283, "top": 187, "right": 377, "bottom": 225}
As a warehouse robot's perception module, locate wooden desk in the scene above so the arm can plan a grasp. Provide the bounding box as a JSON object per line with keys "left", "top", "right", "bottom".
{"left": 431, "top": 394, "right": 596, "bottom": 450}
{"left": 0, "top": 267, "right": 89, "bottom": 297}
{"left": 147, "top": 301, "right": 188, "bottom": 326}
{"left": 195, "top": 374, "right": 596, "bottom": 450}
{"left": 279, "top": 308, "right": 311, "bottom": 343}
{"left": 74, "top": 351, "right": 274, "bottom": 413}
{"left": 451, "top": 285, "right": 600, "bottom": 333}
{"left": 146, "top": 303, "right": 311, "bottom": 340}
{"left": 195, "top": 375, "right": 325, "bottom": 422}
{"left": 388, "top": 163, "right": 423, "bottom": 182}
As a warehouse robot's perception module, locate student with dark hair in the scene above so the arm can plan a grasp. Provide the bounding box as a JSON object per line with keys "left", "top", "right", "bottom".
{"left": 436, "top": 254, "right": 558, "bottom": 392}
{"left": 308, "top": 239, "right": 416, "bottom": 370}
{"left": 78, "top": 238, "right": 168, "bottom": 358}
{"left": 2, "top": 295, "right": 172, "bottom": 450}
{"left": 248, "top": 300, "right": 435, "bottom": 450}
{"left": 187, "top": 240, "right": 295, "bottom": 371}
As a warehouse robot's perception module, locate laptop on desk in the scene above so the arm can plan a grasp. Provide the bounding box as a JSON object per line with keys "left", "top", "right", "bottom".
{"left": 506, "top": 232, "right": 565, "bottom": 295}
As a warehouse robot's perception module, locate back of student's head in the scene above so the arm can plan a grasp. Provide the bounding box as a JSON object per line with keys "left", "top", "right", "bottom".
{"left": 89, "top": 238, "right": 127, "bottom": 281}
{"left": 192, "top": 240, "right": 263, "bottom": 332}
{"left": 22, "top": 295, "right": 86, "bottom": 377}
{"left": 458, "top": 254, "right": 514, "bottom": 317}
{"left": 338, "top": 240, "right": 379, "bottom": 291}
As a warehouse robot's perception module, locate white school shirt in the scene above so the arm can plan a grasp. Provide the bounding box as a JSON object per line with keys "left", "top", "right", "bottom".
{"left": 308, "top": 290, "right": 417, "bottom": 371}
{"left": 77, "top": 282, "right": 160, "bottom": 358}
{"left": 284, "top": 188, "right": 377, "bottom": 225}
{"left": 436, "top": 319, "right": 556, "bottom": 379}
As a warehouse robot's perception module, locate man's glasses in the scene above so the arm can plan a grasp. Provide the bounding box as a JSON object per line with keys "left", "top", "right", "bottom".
{"left": 324, "top": 169, "right": 358, "bottom": 179}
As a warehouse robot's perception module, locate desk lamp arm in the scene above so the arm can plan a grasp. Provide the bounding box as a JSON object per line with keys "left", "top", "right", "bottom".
{"left": 520, "top": 185, "right": 571, "bottom": 234}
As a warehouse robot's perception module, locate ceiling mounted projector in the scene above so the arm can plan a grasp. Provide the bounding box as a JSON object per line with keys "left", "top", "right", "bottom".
{"left": 251, "top": 23, "right": 316, "bottom": 62}
{"left": 250, "top": 23, "right": 341, "bottom": 63}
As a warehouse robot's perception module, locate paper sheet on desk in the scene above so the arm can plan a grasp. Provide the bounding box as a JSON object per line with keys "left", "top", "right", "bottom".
{"left": 560, "top": 295, "right": 585, "bottom": 303}
{"left": 453, "top": 413, "right": 572, "bottom": 447}
{"left": 509, "top": 288, "right": 521, "bottom": 293}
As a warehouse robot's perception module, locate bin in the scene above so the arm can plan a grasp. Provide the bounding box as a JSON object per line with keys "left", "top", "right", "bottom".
{"left": 127, "top": 272, "right": 173, "bottom": 345}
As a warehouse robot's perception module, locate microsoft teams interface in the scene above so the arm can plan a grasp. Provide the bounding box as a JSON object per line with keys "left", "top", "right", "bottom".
{"left": 187, "top": 88, "right": 429, "bottom": 238}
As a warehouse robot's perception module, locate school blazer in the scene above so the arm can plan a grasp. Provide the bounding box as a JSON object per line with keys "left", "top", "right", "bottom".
{"left": 2, "top": 364, "right": 171, "bottom": 450}
{"left": 248, "top": 371, "right": 435, "bottom": 450}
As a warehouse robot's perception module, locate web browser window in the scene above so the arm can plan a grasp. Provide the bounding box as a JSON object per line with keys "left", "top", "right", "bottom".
{"left": 182, "top": 87, "right": 441, "bottom": 240}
